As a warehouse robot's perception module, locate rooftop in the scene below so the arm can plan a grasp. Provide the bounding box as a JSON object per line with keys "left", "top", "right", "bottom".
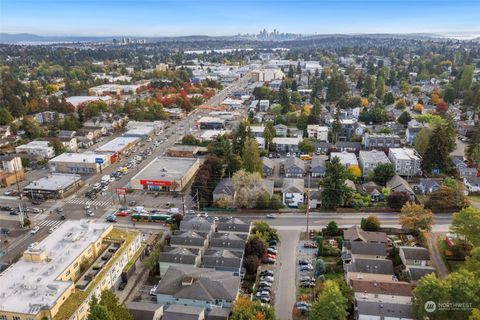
{"left": 95, "top": 137, "right": 139, "bottom": 153}
{"left": 389, "top": 148, "right": 421, "bottom": 161}
{"left": 49, "top": 152, "right": 109, "bottom": 164}
{"left": 132, "top": 157, "right": 199, "bottom": 183}
{"left": 0, "top": 221, "right": 111, "bottom": 315}
{"left": 351, "top": 279, "right": 413, "bottom": 297}
{"left": 24, "top": 173, "right": 81, "bottom": 191}
{"left": 330, "top": 151, "right": 358, "bottom": 166}
{"left": 359, "top": 150, "right": 390, "bottom": 164}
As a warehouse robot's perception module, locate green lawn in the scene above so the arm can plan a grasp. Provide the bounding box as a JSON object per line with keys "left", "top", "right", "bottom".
{"left": 468, "top": 195, "right": 480, "bottom": 202}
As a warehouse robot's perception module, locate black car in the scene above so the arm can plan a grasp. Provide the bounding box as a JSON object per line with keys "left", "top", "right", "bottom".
{"left": 0, "top": 206, "right": 12, "bottom": 211}
{"left": 260, "top": 270, "right": 274, "bottom": 277}
{"left": 269, "top": 240, "right": 278, "bottom": 246}
{"left": 9, "top": 211, "right": 19, "bottom": 215}
{"left": 298, "top": 259, "right": 310, "bottom": 266}
{"left": 118, "top": 281, "right": 127, "bottom": 291}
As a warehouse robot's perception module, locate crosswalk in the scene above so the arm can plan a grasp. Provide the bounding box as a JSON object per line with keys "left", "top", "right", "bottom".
{"left": 33, "top": 219, "right": 64, "bottom": 228}
{"left": 65, "top": 198, "right": 113, "bottom": 207}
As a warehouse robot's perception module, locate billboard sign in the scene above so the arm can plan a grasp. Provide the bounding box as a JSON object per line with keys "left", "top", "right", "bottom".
{"left": 95, "top": 158, "right": 104, "bottom": 164}
{"left": 139, "top": 180, "right": 171, "bottom": 187}
{"left": 115, "top": 188, "right": 127, "bottom": 195}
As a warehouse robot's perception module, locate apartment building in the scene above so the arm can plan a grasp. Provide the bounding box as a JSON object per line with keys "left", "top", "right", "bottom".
{"left": 0, "top": 221, "right": 142, "bottom": 320}
{"left": 16, "top": 140, "right": 55, "bottom": 159}
{"left": 388, "top": 148, "right": 422, "bottom": 177}
{"left": 358, "top": 150, "right": 391, "bottom": 177}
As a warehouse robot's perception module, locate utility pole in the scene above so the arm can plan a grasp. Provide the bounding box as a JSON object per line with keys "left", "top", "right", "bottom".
{"left": 196, "top": 189, "right": 200, "bottom": 211}
{"left": 181, "top": 193, "right": 186, "bottom": 216}
{"left": 306, "top": 174, "right": 311, "bottom": 236}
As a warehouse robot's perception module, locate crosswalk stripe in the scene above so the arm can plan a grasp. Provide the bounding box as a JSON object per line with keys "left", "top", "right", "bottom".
{"left": 65, "top": 198, "right": 112, "bottom": 207}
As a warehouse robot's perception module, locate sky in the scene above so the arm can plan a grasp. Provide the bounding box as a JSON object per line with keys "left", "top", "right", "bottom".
{"left": 0, "top": 0, "right": 479, "bottom": 37}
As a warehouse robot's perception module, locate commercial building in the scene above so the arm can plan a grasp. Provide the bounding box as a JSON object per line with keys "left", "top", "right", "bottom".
{"left": 95, "top": 137, "right": 139, "bottom": 155}
{"left": 16, "top": 140, "right": 55, "bottom": 159}
{"left": 123, "top": 127, "right": 155, "bottom": 138}
{"left": 165, "top": 145, "right": 201, "bottom": 158}
{"left": 197, "top": 117, "right": 225, "bottom": 130}
{"left": 358, "top": 150, "right": 391, "bottom": 177}
{"left": 0, "top": 170, "right": 25, "bottom": 187}
{"left": 0, "top": 221, "right": 142, "bottom": 320}
{"left": 23, "top": 173, "right": 82, "bottom": 199}
{"left": 130, "top": 157, "right": 200, "bottom": 191}
{"left": 49, "top": 152, "right": 112, "bottom": 174}
{"left": 250, "top": 69, "right": 285, "bottom": 82}
{"left": 126, "top": 120, "right": 164, "bottom": 133}
{"left": 388, "top": 148, "right": 422, "bottom": 177}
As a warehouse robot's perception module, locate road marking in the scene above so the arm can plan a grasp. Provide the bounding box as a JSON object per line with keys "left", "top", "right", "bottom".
{"left": 65, "top": 198, "right": 112, "bottom": 207}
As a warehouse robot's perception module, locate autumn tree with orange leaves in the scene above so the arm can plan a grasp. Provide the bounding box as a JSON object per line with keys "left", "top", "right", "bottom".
{"left": 230, "top": 296, "right": 276, "bottom": 320}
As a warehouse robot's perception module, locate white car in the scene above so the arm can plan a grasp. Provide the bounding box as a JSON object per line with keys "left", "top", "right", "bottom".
{"left": 28, "top": 242, "right": 39, "bottom": 249}
{"left": 150, "top": 285, "right": 157, "bottom": 296}
{"left": 86, "top": 210, "right": 95, "bottom": 217}
{"left": 286, "top": 152, "right": 291, "bottom": 158}
{"left": 29, "top": 208, "right": 41, "bottom": 214}
{"left": 30, "top": 226, "right": 40, "bottom": 234}
{"left": 49, "top": 226, "right": 58, "bottom": 233}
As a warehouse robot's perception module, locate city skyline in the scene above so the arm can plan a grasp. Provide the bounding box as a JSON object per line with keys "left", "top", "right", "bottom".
{"left": 1, "top": 0, "right": 479, "bottom": 37}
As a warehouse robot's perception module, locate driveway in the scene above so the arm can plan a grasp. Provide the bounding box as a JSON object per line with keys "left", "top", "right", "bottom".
{"left": 275, "top": 230, "right": 300, "bottom": 320}
{"left": 426, "top": 232, "right": 448, "bottom": 279}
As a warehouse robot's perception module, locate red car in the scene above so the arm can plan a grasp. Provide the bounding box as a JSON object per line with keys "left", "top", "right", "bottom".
{"left": 264, "top": 253, "right": 276, "bottom": 259}
{"left": 115, "top": 210, "right": 129, "bottom": 217}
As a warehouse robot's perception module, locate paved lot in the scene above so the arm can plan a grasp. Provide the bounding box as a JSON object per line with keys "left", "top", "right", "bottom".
{"left": 275, "top": 229, "right": 300, "bottom": 320}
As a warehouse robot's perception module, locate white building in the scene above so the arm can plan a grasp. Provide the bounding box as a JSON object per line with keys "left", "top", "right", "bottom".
{"left": 282, "top": 178, "right": 305, "bottom": 208}
{"left": 358, "top": 150, "right": 391, "bottom": 177}
{"left": 388, "top": 148, "right": 422, "bottom": 177}
{"left": 49, "top": 152, "right": 111, "bottom": 174}
{"left": 307, "top": 125, "right": 329, "bottom": 141}
{"left": 330, "top": 151, "right": 358, "bottom": 168}
{"left": 251, "top": 69, "right": 285, "bottom": 82}
{"left": 16, "top": 141, "right": 55, "bottom": 159}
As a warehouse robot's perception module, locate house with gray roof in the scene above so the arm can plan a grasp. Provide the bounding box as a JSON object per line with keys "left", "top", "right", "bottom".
{"left": 180, "top": 216, "right": 215, "bottom": 234}
{"left": 155, "top": 265, "right": 240, "bottom": 311}
{"left": 451, "top": 155, "right": 477, "bottom": 178}
{"left": 159, "top": 247, "right": 202, "bottom": 276}
{"left": 170, "top": 230, "right": 209, "bottom": 252}
{"left": 344, "top": 257, "right": 394, "bottom": 275}
{"left": 413, "top": 178, "right": 440, "bottom": 194}
{"left": 210, "top": 232, "right": 248, "bottom": 252}
{"left": 343, "top": 226, "right": 388, "bottom": 243}
{"left": 399, "top": 246, "right": 431, "bottom": 266}
{"left": 202, "top": 249, "right": 244, "bottom": 275}
{"left": 216, "top": 217, "right": 251, "bottom": 234}
{"left": 127, "top": 302, "right": 163, "bottom": 320}
{"left": 284, "top": 157, "right": 305, "bottom": 177}
{"left": 262, "top": 157, "right": 275, "bottom": 177}
{"left": 310, "top": 155, "right": 327, "bottom": 177}
{"left": 356, "top": 300, "right": 413, "bottom": 320}
{"left": 163, "top": 305, "right": 205, "bottom": 320}
{"left": 342, "top": 241, "right": 388, "bottom": 263}
{"left": 386, "top": 175, "right": 415, "bottom": 200}
{"left": 358, "top": 150, "right": 391, "bottom": 177}
{"left": 407, "top": 266, "right": 436, "bottom": 283}
{"left": 282, "top": 178, "right": 305, "bottom": 207}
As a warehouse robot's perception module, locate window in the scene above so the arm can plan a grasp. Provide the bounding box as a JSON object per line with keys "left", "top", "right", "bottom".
{"left": 0, "top": 315, "right": 7, "bottom": 320}
{"left": 74, "top": 262, "right": 79, "bottom": 268}
{"left": 13, "top": 317, "right": 21, "bottom": 320}
{"left": 65, "top": 270, "right": 70, "bottom": 276}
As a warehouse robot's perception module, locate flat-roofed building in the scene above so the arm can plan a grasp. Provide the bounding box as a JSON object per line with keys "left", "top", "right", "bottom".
{"left": 24, "top": 173, "right": 82, "bottom": 199}
{"left": 330, "top": 151, "right": 358, "bottom": 168}
{"left": 388, "top": 148, "right": 422, "bottom": 177}
{"left": 359, "top": 150, "right": 391, "bottom": 177}
{"left": 0, "top": 221, "right": 142, "bottom": 320}
{"left": 95, "top": 136, "right": 139, "bottom": 155}
{"left": 49, "top": 152, "right": 111, "bottom": 174}
{"left": 16, "top": 140, "right": 55, "bottom": 159}
{"left": 130, "top": 157, "right": 200, "bottom": 192}
{"left": 197, "top": 116, "right": 225, "bottom": 130}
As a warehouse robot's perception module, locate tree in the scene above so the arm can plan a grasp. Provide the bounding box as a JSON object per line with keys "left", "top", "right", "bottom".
{"left": 399, "top": 202, "right": 433, "bottom": 233}
{"left": 443, "top": 86, "right": 456, "bottom": 103}
{"left": 422, "top": 123, "right": 455, "bottom": 174}
{"left": 327, "top": 74, "right": 349, "bottom": 101}
{"left": 363, "top": 215, "right": 381, "bottom": 231}
{"left": 467, "top": 125, "right": 480, "bottom": 166}
{"left": 298, "top": 138, "right": 314, "bottom": 154}
{"left": 232, "top": 170, "right": 264, "bottom": 208}
{"left": 450, "top": 206, "right": 480, "bottom": 247}
{"left": 263, "top": 122, "right": 275, "bottom": 150}
{"left": 325, "top": 221, "right": 339, "bottom": 236}
{"left": 460, "top": 65, "right": 474, "bottom": 91}
{"left": 397, "top": 111, "right": 412, "bottom": 125}
{"left": 99, "top": 290, "right": 133, "bottom": 320}
{"left": 310, "top": 280, "right": 348, "bottom": 320}
{"left": 0, "top": 108, "right": 14, "bottom": 125}
{"left": 50, "top": 138, "right": 66, "bottom": 156}
{"left": 21, "top": 117, "right": 43, "bottom": 139}
{"left": 182, "top": 134, "right": 199, "bottom": 145}
{"left": 321, "top": 157, "right": 352, "bottom": 210}
{"left": 245, "top": 236, "right": 266, "bottom": 259}
{"left": 413, "top": 270, "right": 480, "bottom": 320}
{"left": 347, "top": 165, "right": 361, "bottom": 182}
{"left": 375, "top": 75, "right": 386, "bottom": 99}
{"left": 425, "top": 182, "right": 466, "bottom": 211}
{"left": 414, "top": 128, "right": 432, "bottom": 158}
{"left": 230, "top": 296, "right": 276, "bottom": 320}
{"left": 88, "top": 304, "right": 111, "bottom": 320}
{"left": 387, "top": 191, "right": 410, "bottom": 209}
{"left": 371, "top": 163, "right": 395, "bottom": 186}
{"left": 384, "top": 92, "right": 395, "bottom": 105}
{"left": 143, "top": 238, "right": 164, "bottom": 275}
{"left": 315, "top": 258, "right": 326, "bottom": 277}
{"left": 243, "top": 255, "right": 260, "bottom": 275}
{"left": 436, "top": 100, "right": 449, "bottom": 113}
{"left": 470, "top": 309, "right": 480, "bottom": 320}
{"left": 241, "top": 137, "right": 262, "bottom": 174}
{"left": 464, "top": 247, "right": 480, "bottom": 277}
{"left": 251, "top": 221, "right": 279, "bottom": 243}
{"left": 279, "top": 87, "right": 290, "bottom": 113}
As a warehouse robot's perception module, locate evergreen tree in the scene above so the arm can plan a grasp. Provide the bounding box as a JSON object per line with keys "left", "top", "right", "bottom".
{"left": 241, "top": 137, "right": 262, "bottom": 174}
{"left": 310, "top": 280, "right": 348, "bottom": 320}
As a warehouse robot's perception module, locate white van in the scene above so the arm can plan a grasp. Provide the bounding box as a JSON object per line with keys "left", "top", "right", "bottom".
{"left": 168, "top": 208, "right": 179, "bottom": 214}
{"left": 101, "top": 175, "right": 110, "bottom": 183}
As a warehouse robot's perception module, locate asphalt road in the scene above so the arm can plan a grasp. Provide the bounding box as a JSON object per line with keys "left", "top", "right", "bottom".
{"left": 275, "top": 230, "right": 300, "bottom": 320}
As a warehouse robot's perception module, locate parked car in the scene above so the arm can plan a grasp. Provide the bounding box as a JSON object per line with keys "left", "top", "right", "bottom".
{"left": 266, "top": 214, "right": 277, "bottom": 219}
{"left": 118, "top": 281, "right": 127, "bottom": 291}
{"left": 300, "top": 276, "right": 314, "bottom": 282}
{"left": 260, "top": 275, "right": 274, "bottom": 282}
{"left": 304, "top": 241, "right": 318, "bottom": 248}
{"left": 49, "top": 226, "right": 59, "bottom": 233}
{"left": 28, "top": 242, "right": 39, "bottom": 249}
{"left": 30, "top": 226, "right": 40, "bottom": 234}
{"left": 269, "top": 240, "right": 278, "bottom": 246}
{"left": 255, "top": 291, "right": 270, "bottom": 298}
{"left": 258, "top": 281, "right": 272, "bottom": 287}
{"left": 150, "top": 285, "right": 157, "bottom": 296}
{"left": 115, "top": 210, "right": 129, "bottom": 217}
{"left": 267, "top": 247, "right": 278, "bottom": 255}
{"left": 86, "top": 210, "right": 95, "bottom": 217}
{"left": 298, "top": 259, "right": 311, "bottom": 266}
{"left": 260, "top": 270, "right": 274, "bottom": 277}
{"left": 263, "top": 257, "right": 276, "bottom": 264}
{"left": 299, "top": 264, "right": 314, "bottom": 272}
{"left": 300, "top": 281, "right": 316, "bottom": 288}
{"left": 257, "top": 296, "right": 270, "bottom": 303}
